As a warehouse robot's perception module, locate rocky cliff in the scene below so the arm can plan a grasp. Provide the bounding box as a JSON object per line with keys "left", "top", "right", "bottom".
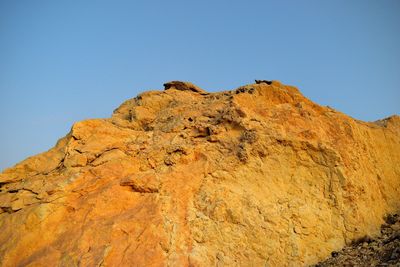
{"left": 0, "top": 80, "right": 399, "bottom": 266}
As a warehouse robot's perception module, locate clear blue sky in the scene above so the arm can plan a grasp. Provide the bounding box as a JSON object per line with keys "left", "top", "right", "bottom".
{"left": 1, "top": 0, "right": 399, "bottom": 171}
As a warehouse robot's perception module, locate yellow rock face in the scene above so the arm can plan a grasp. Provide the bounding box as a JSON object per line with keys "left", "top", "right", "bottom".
{"left": 0, "top": 81, "right": 399, "bottom": 266}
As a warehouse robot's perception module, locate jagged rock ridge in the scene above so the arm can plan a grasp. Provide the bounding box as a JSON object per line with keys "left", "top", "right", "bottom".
{"left": 0, "top": 81, "right": 399, "bottom": 266}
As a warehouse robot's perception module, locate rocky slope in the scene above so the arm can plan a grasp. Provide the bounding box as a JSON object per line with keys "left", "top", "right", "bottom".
{"left": 315, "top": 214, "right": 400, "bottom": 266}
{"left": 0, "top": 80, "right": 399, "bottom": 266}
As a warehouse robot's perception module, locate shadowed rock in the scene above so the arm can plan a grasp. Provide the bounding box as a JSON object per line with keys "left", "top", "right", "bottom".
{"left": 255, "top": 79, "right": 273, "bottom": 85}
{"left": 163, "top": 81, "right": 207, "bottom": 94}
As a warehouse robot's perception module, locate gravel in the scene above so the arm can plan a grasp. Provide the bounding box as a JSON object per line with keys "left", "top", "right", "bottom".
{"left": 313, "top": 214, "right": 400, "bottom": 267}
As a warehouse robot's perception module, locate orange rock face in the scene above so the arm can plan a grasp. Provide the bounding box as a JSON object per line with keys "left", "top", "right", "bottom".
{"left": 0, "top": 81, "right": 399, "bottom": 266}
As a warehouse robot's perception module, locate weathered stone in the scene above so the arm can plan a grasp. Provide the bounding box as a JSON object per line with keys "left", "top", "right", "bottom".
{"left": 63, "top": 152, "right": 87, "bottom": 168}
{"left": 120, "top": 171, "right": 160, "bottom": 193}
{"left": 163, "top": 81, "right": 207, "bottom": 94}
{"left": 0, "top": 81, "right": 399, "bottom": 266}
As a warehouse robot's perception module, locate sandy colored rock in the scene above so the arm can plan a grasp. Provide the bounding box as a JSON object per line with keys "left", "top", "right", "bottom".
{"left": 0, "top": 81, "right": 399, "bottom": 266}
{"left": 120, "top": 171, "right": 160, "bottom": 193}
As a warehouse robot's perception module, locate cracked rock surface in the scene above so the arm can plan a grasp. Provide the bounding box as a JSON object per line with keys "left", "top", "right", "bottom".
{"left": 0, "top": 81, "right": 399, "bottom": 266}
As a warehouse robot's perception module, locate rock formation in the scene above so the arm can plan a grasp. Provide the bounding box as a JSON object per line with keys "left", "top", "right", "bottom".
{"left": 0, "top": 80, "right": 399, "bottom": 266}
{"left": 163, "top": 81, "right": 208, "bottom": 94}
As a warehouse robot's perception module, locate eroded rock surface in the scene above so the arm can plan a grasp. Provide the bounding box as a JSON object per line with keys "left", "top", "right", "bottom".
{"left": 0, "top": 81, "right": 399, "bottom": 266}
